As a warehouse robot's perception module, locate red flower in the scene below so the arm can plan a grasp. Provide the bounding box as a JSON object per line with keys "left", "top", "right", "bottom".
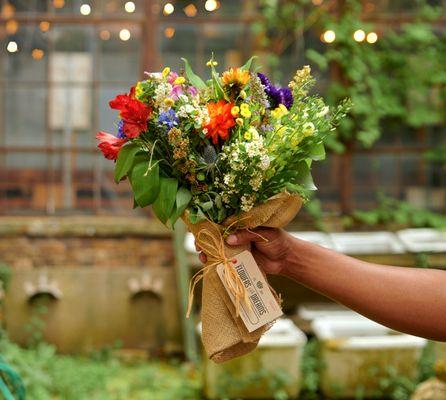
{"left": 109, "top": 87, "right": 152, "bottom": 138}
{"left": 203, "top": 100, "right": 236, "bottom": 145}
{"left": 96, "top": 132, "right": 127, "bottom": 161}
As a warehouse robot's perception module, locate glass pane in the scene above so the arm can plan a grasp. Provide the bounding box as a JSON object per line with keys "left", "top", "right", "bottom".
{"left": 158, "top": 0, "right": 256, "bottom": 18}
{"left": 101, "top": 0, "right": 143, "bottom": 16}
{"left": 2, "top": 25, "right": 48, "bottom": 82}
{"left": 98, "top": 24, "right": 141, "bottom": 82}
{"left": 159, "top": 23, "right": 253, "bottom": 74}
{"left": 4, "top": 86, "right": 47, "bottom": 146}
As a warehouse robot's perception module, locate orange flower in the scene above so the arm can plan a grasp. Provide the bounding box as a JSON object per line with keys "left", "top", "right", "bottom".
{"left": 203, "top": 100, "right": 236, "bottom": 145}
{"left": 221, "top": 68, "right": 250, "bottom": 87}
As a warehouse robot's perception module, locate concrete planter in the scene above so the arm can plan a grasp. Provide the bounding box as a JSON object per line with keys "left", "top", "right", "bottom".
{"left": 313, "top": 316, "right": 426, "bottom": 398}
{"left": 200, "top": 319, "right": 307, "bottom": 399}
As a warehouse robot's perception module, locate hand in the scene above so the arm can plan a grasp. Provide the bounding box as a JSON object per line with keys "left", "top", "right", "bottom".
{"left": 196, "top": 228, "right": 295, "bottom": 275}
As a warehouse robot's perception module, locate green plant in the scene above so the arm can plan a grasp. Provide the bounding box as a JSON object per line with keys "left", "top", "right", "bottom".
{"left": 352, "top": 194, "right": 446, "bottom": 230}
{"left": 300, "top": 339, "right": 323, "bottom": 399}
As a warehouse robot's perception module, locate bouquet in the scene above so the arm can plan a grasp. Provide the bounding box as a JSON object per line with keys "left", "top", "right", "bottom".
{"left": 97, "top": 56, "right": 350, "bottom": 363}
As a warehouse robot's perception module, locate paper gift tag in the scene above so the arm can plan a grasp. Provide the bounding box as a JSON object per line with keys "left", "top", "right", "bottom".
{"left": 216, "top": 250, "right": 283, "bottom": 333}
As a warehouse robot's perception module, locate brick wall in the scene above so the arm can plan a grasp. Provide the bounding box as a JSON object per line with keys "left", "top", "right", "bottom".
{"left": 0, "top": 216, "right": 174, "bottom": 269}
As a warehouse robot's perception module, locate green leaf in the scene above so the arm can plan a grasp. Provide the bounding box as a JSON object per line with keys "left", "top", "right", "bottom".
{"left": 152, "top": 178, "right": 178, "bottom": 225}
{"left": 181, "top": 58, "right": 207, "bottom": 90}
{"left": 114, "top": 143, "right": 140, "bottom": 183}
{"left": 169, "top": 187, "right": 192, "bottom": 226}
{"left": 211, "top": 67, "right": 227, "bottom": 100}
{"left": 295, "top": 161, "right": 317, "bottom": 191}
{"left": 240, "top": 56, "right": 257, "bottom": 71}
{"left": 129, "top": 162, "right": 160, "bottom": 207}
{"left": 308, "top": 142, "right": 326, "bottom": 161}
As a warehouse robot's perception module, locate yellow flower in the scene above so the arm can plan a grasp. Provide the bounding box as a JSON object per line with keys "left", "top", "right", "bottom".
{"left": 303, "top": 122, "right": 315, "bottom": 136}
{"left": 240, "top": 107, "right": 251, "bottom": 119}
{"left": 135, "top": 82, "right": 144, "bottom": 99}
{"left": 174, "top": 76, "right": 186, "bottom": 85}
{"left": 231, "top": 106, "right": 240, "bottom": 117}
{"left": 236, "top": 118, "right": 244, "bottom": 126}
{"left": 206, "top": 59, "right": 218, "bottom": 67}
{"left": 271, "top": 104, "right": 289, "bottom": 119}
{"left": 291, "top": 137, "right": 302, "bottom": 147}
{"left": 244, "top": 131, "right": 252, "bottom": 140}
{"left": 164, "top": 98, "right": 174, "bottom": 107}
{"left": 240, "top": 90, "right": 247, "bottom": 99}
{"left": 162, "top": 67, "right": 170, "bottom": 78}
{"left": 221, "top": 68, "right": 250, "bottom": 87}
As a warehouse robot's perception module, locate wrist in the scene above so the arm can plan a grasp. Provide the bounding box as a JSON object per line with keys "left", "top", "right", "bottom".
{"left": 280, "top": 235, "right": 308, "bottom": 279}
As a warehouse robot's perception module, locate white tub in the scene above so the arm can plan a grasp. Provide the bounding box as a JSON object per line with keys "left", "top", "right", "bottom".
{"left": 200, "top": 318, "right": 307, "bottom": 399}
{"left": 312, "top": 316, "right": 426, "bottom": 398}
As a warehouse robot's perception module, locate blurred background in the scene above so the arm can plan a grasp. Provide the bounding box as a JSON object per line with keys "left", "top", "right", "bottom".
{"left": 0, "top": 0, "right": 445, "bottom": 399}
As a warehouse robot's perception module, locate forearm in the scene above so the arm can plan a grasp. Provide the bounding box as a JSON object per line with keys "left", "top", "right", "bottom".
{"left": 283, "top": 237, "right": 446, "bottom": 341}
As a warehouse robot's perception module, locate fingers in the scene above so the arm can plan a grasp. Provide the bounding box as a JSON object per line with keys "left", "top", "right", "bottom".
{"left": 226, "top": 228, "right": 280, "bottom": 246}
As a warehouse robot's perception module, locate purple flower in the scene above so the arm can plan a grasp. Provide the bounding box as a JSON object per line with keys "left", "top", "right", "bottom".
{"left": 257, "top": 72, "right": 294, "bottom": 110}
{"left": 117, "top": 120, "right": 126, "bottom": 138}
{"left": 187, "top": 86, "right": 198, "bottom": 97}
{"left": 158, "top": 109, "right": 179, "bottom": 131}
{"left": 279, "top": 87, "right": 294, "bottom": 109}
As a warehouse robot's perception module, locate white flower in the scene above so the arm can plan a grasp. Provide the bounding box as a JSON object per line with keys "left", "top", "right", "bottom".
{"left": 317, "top": 106, "right": 329, "bottom": 117}
{"left": 260, "top": 155, "right": 270, "bottom": 170}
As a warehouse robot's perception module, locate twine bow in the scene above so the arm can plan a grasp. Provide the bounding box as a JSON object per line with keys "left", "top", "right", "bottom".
{"left": 186, "top": 227, "right": 251, "bottom": 319}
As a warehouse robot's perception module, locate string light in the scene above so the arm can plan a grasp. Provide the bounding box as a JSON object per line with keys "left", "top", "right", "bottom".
{"left": 205, "top": 0, "right": 219, "bottom": 11}
{"left": 124, "top": 1, "right": 136, "bottom": 13}
{"left": 164, "top": 27, "right": 175, "bottom": 38}
{"left": 80, "top": 4, "right": 91, "bottom": 15}
{"left": 366, "top": 31, "right": 378, "bottom": 43}
{"left": 163, "top": 2, "right": 174, "bottom": 15}
{"left": 53, "top": 0, "right": 65, "bottom": 9}
{"left": 99, "top": 30, "right": 111, "bottom": 40}
{"left": 184, "top": 3, "right": 197, "bottom": 17}
{"left": 6, "top": 19, "right": 19, "bottom": 35}
{"left": 32, "top": 48, "right": 45, "bottom": 60}
{"left": 39, "top": 21, "right": 51, "bottom": 32}
{"left": 119, "top": 29, "right": 131, "bottom": 41}
{"left": 322, "top": 30, "right": 336, "bottom": 43}
{"left": 353, "top": 29, "right": 365, "bottom": 42}
{"left": 2, "top": 2, "right": 16, "bottom": 18}
{"left": 6, "top": 41, "right": 18, "bottom": 53}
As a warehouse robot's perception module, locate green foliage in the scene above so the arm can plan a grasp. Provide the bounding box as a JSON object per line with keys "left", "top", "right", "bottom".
{"left": 0, "top": 264, "right": 11, "bottom": 291}
{"left": 258, "top": 0, "right": 446, "bottom": 149}
{"left": 352, "top": 194, "right": 446, "bottom": 229}
{"left": 300, "top": 339, "right": 323, "bottom": 399}
{"left": 310, "top": 0, "right": 446, "bottom": 149}
{"left": 0, "top": 334, "right": 201, "bottom": 400}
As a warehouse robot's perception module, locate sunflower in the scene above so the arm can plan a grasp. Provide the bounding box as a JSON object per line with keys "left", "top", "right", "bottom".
{"left": 221, "top": 68, "right": 250, "bottom": 88}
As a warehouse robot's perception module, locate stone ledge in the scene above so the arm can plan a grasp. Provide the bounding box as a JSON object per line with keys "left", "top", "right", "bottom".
{"left": 0, "top": 216, "right": 172, "bottom": 238}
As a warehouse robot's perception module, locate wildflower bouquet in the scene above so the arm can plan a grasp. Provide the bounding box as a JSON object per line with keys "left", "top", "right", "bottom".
{"left": 97, "top": 57, "right": 350, "bottom": 363}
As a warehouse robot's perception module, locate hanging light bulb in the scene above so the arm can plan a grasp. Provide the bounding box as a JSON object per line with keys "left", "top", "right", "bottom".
{"left": 119, "top": 29, "right": 131, "bottom": 41}
{"left": 164, "top": 27, "right": 175, "bottom": 38}
{"left": 6, "top": 41, "right": 18, "bottom": 53}
{"left": 39, "top": 21, "right": 51, "bottom": 32}
{"left": 53, "top": 0, "right": 65, "bottom": 9}
{"left": 163, "top": 2, "right": 174, "bottom": 15}
{"left": 124, "top": 1, "right": 136, "bottom": 13}
{"left": 205, "top": 0, "right": 219, "bottom": 11}
{"left": 322, "top": 30, "right": 336, "bottom": 43}
{"left": 6, "top": 19, "right": 19, "bottom": 35}
{"left": 353, "top": 29, "right": 366, "bottom": 42}
{"left": 184, "top": 3, "right": 197, "bottom": 17}
{"left": 32, "top": 48, "right": 45, "bottom": 60}
{"left": 366, "top": 32, "right": 378, "bottom": 44}
{"left": 100, "top": 30, "right": 111, "bottom": 40}
{"left": 80, "top": 3, "right": 91, "bottom": 15}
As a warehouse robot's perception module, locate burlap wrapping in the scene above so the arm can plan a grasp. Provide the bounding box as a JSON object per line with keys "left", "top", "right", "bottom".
{"left": 183, "top": 192, "right": 302, "bottom": 363}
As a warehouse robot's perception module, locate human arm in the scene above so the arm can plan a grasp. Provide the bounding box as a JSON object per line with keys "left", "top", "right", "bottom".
{"left": 199, "top": 228, "right": 446, "bottom": 341}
